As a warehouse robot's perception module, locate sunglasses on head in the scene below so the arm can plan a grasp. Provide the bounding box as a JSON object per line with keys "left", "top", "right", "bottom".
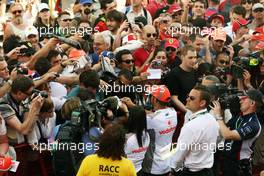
{"left": 122, "top": 59, "right": 134, "bottom": 64}
{"left": 219, "top": 60, "right": 230, "bottom": 65}
{"left": 166, "top": 47, "right": 176, "bottom": 52}
{"left": 187, "top": 95, "right": 196, "bottom": 101}
{"left": 62, "top": 19, "right": 72, "bottom": 22}
{"left": 146, "top": 33, "right": 157, "bottom": 38}
{"left": 12, "top": 10, "right": 22, "bottom": 15}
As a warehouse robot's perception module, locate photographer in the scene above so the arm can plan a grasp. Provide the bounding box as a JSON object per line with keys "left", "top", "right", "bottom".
{"left": 211, "top": 89, "right": 263, "bottom": 176}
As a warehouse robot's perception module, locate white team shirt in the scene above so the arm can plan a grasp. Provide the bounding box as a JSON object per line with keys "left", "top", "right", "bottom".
{"left": 144, "top": 107, "right": 178, "bottom": 174}
{"left": 125, "top": 131, "right": 150, "bottom": 172}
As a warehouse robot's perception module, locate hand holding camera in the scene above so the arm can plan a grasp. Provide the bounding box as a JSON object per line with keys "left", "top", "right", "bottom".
{"left": 29, "top": 94, "right": 45, "bottom": 116}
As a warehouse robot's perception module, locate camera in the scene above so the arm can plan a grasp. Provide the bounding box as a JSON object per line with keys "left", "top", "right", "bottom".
{"left": 70, "top": 97, "right": 121, "bottom": 131}
{"left": 18, "top": 42, "right": 36, "bottom": 56}
{"left": 231, "top": 53, "right": 263, "bottom": 79}
{"left": 16, "top": 66, "right": 28, "bottom": 75}
{"left": 207, "top": 83, "right": 244, "bottom": 116}
{"left": 32, "top": 89, "right": 49, "bottom": 98}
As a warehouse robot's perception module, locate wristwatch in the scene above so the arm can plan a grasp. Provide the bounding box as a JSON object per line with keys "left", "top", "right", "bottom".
{"left": 215, "top": 115, "right": 223, "bottom": 121}
{"left": 7, "top": 79, "right": 13, "bottom": 86}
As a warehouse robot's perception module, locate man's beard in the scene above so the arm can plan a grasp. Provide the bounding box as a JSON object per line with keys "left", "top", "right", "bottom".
{"left": 14, "top": 16, "right": 23, "bottom": 24}
{"left": 83, "top": 8, "right": 90, "bottom": 15}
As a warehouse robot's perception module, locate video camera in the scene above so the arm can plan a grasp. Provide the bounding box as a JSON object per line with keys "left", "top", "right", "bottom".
{"left": 70, "top": 96, "right": 121, "bottom": 131}
{"left": 231, "top": 51, "right": 263, "bottom": 79}
{"left": 207, "top": 83, "right": 244, "bottom": 116}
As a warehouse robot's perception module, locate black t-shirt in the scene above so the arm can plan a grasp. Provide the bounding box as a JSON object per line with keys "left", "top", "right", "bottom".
{"left": 164, "top": 66, "right": 199, "bottom": 104}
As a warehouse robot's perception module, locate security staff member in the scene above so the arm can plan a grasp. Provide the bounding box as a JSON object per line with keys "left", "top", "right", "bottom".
{"left": 212, "top": 89, "right": 263, "bottom": 176}
{"left": 170, "top": 84, "right": 219, "bottom": 176}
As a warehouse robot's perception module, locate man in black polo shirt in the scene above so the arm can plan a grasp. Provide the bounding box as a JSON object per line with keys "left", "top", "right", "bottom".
{"left": 165, "top": 45, "right": 199, "bottom": 113}
{"left": 212, "top": 89, "right": 263, "bottom": 176}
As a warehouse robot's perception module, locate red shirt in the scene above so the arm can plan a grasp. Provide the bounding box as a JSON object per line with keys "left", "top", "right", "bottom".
{"left": 146, "top": 0, "right": 166, "bottom": 18}
{"left": 133, "top": 48, "right": 152, "bottom": 67}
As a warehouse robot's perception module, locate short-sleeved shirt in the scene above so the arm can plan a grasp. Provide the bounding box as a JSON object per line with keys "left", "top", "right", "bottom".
{"left": 77, "top": 154, "right": 137, "bottom": 176}
{"left": 165, "top": 66, "right": 199, "bottom": 105}
{"left": 0, "top": 93, "right": 28, "bottom": 122}
{"left": 224, "top": 113, "right": 261, "bottom": 161}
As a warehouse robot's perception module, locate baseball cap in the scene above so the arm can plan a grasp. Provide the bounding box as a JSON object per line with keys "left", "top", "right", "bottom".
{"left": 252, "top": 3, "right": 264, "bottom": 11}
{"left": 37, "top": 3, "right": 49, "bottom": 13}
{"left": 79, "top": 0, "right": 93, "bottom": 4}
{"left": 69, "top": 49, "right": 86, "bottom": 59}
{"left": 167, "top": 4, "right": 183, "bottom": 13}
{"left": 209, "top": 13, "right": 225, "bottom": 25}
{"left": 164, "top": 38, "right": 180, "bottom": 49}
{"left": 244, "top": 89, "right": 264, "bottom": 106}
{"left": 135, "top": 16, "right": 148, "bottom": 26}
{"left": 232, "top": 18, "right": 249, "bottom": 32}
{"left": 122, "top": 34, "right": 137, "bottom": 45}
{"left": 25, "top": 26, "right": 38, "bottom": 38}
{"left": 148, "top": 85, "right": 171, "bottom": 103}
{"left": 210, "top": 28, "right": 226, "bottom": 42}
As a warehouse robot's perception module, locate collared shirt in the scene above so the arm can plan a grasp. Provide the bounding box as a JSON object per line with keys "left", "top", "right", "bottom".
{"left": 170, "top": 109, "right": 219, "bottom": 172}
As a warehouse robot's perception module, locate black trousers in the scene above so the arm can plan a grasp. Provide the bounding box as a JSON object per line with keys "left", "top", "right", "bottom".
{"left": 223, "top": 158, "right": 252, "bottom": 176}
{"left": 172, "top": 168, "right": 214, "bottom": 176}
{"left": 140, "top": 171, "right": 170, "bottom": 176}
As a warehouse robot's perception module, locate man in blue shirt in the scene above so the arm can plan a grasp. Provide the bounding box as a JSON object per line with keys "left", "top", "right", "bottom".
{"left": 212, "top": 89, "right": 263, "bottom": 176}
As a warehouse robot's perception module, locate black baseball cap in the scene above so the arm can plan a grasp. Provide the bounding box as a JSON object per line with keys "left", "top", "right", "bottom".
{"left": 245, "top": 89, "right": 264, "bottom": 106}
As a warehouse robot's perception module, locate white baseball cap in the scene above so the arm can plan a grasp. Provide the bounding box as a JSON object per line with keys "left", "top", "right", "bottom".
{"left": 37, "top": 3, "right": 50, "bottom": 13}
{"left": 25, "top": 26, "right": 38, "bottom": 37}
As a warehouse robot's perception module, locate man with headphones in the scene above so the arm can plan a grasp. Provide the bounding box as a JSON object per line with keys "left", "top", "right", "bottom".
{"left": 212, "top": 89, "right": 263, "bottom": 176}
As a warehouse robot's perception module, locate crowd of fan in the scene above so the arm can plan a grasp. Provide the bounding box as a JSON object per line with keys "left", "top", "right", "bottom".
{"left": 0, "top": 0, "right": 264, "bottom": 175}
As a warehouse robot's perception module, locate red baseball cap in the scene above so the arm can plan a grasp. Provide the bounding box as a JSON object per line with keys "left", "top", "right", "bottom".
{"left": 210, "top": 13, "right": 225, "bottom": 25}
{"left": 164, "top": 38, "right": 180, "bottom": 49}
{"left": 69, "top": 49, "right": 86, "bottom": 60}
{"left": 232, "top": 18, "right": 249, "bottom": 32}
{"left": 147, "top": 85, "right": 171, "bottom": 103}
{"left": 168, "top": 4, "right": 183, "bottom": 13}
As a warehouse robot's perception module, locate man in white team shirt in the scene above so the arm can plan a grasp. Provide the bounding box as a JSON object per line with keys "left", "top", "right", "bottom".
{"left": 142, "top": 85, "right": 178, "bottom": 176}
{"left": 169, "top": 84, "right": 219, "bottom": 176}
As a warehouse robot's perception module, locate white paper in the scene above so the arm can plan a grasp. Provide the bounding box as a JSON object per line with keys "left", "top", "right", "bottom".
{"left": 9, "top": 161, "right": 19, "bottom": 172}
{"left": 147, "top": 69, "right": 162, "bottom": 80}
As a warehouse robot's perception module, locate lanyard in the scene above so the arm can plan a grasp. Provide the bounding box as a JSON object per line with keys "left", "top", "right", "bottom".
{"left": 235, "top": 117, "right": 243, "bottom": 129}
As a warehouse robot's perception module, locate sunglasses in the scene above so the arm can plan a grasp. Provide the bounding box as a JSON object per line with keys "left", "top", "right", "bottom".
{"left": 83, "top": 3, "right": 92, "bottom": 7}
{"left": 241, "top": 0, "right": 252, "bottom": 4}
{"left": 146, "top": 33, "right": 157, "bottom": 38}
{"left": 12, "top": 10, "right": 22, "bottom": 15}
{"left": 122, "top": 60, "right": 134, "bottom": 64}
{"left": 161, "top": 20, "right": 169, "bottom": 24}
{"left": 219, "top": 60, "right": 230, "bottom": 65}
{"left": 166, "top": 47, "right": 176, "bottom": 52}
{"left": 187, "top": 95, "right": 196, "bottom": 101}
{"left": 62, "top": 19, "right": 72, "bottom": 22}
{"left": 254, "top": 8, "right": 264, "bottom": 13}
{"left": 156, "top": 56, "right": 166, "bottom": 59}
